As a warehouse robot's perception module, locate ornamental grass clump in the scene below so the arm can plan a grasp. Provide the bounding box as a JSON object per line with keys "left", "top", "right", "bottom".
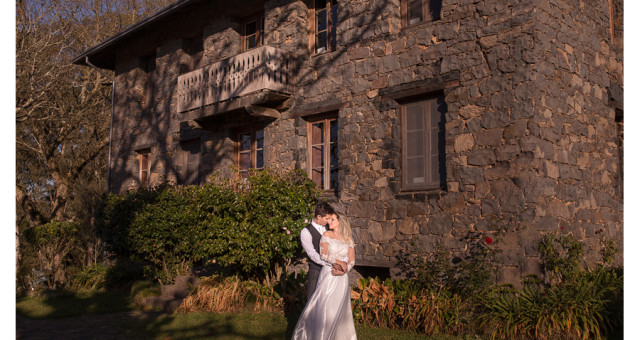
{"left": 177, "top": 261, "right": 307, "bottom": 314}
{"left": 351, "top": 277, "right": 466, "bottom": 336}
{"left": 178, "top": 275, "right": 253, "bottom": 313}
{"left": 475, "top": 232, "right": 623, "bottom": 340}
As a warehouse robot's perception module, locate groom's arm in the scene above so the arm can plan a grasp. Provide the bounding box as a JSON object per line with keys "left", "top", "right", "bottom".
{"left": 300, "top": 228, "right": 330, "bottom": 267}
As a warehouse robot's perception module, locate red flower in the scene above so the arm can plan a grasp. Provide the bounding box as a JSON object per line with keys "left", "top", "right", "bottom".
{"left": 485, "top": 237, "right": 493, "bottom": 244}
{"left": 561, "top": 227, "right": 565, "bottom": 230}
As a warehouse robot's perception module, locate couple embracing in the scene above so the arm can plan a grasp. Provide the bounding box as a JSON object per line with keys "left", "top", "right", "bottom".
{"left": 292, "top": 202, "right": 357, "bottom": 340}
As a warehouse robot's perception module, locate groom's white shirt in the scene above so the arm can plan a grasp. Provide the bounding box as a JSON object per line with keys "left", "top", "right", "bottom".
{"left": 301, "top": 221, "right": 331, "bottom": 267}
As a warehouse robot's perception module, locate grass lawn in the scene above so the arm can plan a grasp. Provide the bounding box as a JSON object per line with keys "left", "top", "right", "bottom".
{"left": 122, "top": 311, "right": 478, "bottom": 339}
{"left": 17, "top": 292, "right": 480, "bottom": 339}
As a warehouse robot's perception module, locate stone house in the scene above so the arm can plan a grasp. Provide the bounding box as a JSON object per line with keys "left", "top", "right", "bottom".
{"left": 74, "top": 0, "right": 623, "bottom": 285}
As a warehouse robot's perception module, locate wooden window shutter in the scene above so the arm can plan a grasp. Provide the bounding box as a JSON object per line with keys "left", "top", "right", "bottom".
{"left": 179, "top": 139, "right": 200, "bottom": 185}
{"left": 307, "top": 114, "right": 339, "bottom": 190}
{"left": 402, "top": 96, "right": 444, "bottom": 191}
{"left": 403, "top": 102, "right": 427, "bottom": 189}
{"left": 426, "top": 98, "right": 441, "bottom": 187}
{"left": 186, "top": 141, "right": 200, "bottom": 185}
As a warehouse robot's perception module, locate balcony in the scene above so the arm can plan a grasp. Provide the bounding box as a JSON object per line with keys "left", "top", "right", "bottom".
{"left": 177, "top": 46, "right": 294, "bottom": 114}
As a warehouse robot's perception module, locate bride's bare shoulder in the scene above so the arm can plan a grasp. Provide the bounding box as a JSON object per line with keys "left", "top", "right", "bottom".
{"left": 322, "top": 231, "right": 335, "bottom": 238}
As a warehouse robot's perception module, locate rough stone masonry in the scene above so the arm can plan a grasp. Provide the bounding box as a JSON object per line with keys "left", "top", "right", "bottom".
{"left": 92, "top": 0, "right": 623, "bottom": 286}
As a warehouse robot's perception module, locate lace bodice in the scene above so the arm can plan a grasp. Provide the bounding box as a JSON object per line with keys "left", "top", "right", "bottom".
{"left": 320, "top": 235, "right": 355, "bottom": 271}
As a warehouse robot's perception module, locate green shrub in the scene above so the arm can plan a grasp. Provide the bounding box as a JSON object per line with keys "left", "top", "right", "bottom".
{"left": 72, "top": 263, "right": 109, "bottom": 290}
{"left": 401, "top": 233, "right": 499, "bottom": 299}
{"left": 70, "top": 262, "right": 145, "bottom": 291}
{"left": 97, "top": 168, "right": 319, "bottom": 283}
{"left": 22, "top": 220, "right": 81, "bottom": 290}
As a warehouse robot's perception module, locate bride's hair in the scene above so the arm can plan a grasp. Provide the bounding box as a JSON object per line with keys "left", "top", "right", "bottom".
{"left": 335, "top": 213, "right": 353, "bottom": 241}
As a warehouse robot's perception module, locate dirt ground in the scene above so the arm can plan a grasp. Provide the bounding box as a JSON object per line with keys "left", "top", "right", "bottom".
{"left": 16, "top": 311, "right": 165, "bottom": 339}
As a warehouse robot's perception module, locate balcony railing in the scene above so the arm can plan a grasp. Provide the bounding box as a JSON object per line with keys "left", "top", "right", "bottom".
{"left": 177, "top": 46, "right": 294, "bottom": 113}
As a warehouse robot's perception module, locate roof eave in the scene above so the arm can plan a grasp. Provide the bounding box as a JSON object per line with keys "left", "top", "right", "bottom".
{"left": 72, "top": 0, "right": 200, "bottom": 69}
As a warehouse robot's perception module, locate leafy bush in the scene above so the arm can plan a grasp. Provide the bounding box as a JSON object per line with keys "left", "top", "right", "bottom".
{"left": 70, "top": 262, "right": 145, "bottom": 291}
{"left": 72, "top": 263, "right": 109, "bottom": 291}
{"left": 22, "top": 220, "right": 81, "bottom": 290}
{"left": 97, "top": 169, "right": 319, "bottom": 283}
{"left": 399, "top": 232, "right": 499, "bottom": 299}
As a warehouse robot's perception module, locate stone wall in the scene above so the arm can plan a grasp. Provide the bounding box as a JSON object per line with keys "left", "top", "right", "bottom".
{"left": 107, "top": 0, "right": 623, "bottom": 285}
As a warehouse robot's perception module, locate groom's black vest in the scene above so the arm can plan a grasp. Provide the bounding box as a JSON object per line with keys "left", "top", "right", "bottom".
{"left": 305, "top": 223, "right": 324, "bottom": 273}
{"left": 304, "top": 223, "right": 325, "bottom": 299}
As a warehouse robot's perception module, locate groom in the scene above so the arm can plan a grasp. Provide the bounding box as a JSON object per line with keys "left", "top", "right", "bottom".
{"left": 300, "top": 202, "right": 345, "bottom": 300}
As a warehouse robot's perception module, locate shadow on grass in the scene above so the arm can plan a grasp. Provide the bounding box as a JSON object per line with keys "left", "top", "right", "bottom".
{"left": 16, "top": 290, "right": 135, "bottom": 319}
{"left": 123, "top": 312, "right": 288, "bottom": 339}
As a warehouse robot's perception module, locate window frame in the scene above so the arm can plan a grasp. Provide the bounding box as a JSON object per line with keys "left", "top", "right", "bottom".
{"left": 306, "top": 114, "right": 339, "bottom": 191}
{"left": 241, "top": 14, "right": 265, "bottom": 52}
{"left": 236, "top": 126, "right": 265, "bottom": 178}
{"left": 400, "top": 95, "right": 445, "bottom": 191}
{"left": 400, "top": 0, "right": 442, "bottom": 27}
{"left": 310, "top": 0, "right": 338, "bottom": 54}
{"left": 137, "top": 149, "right": 151, "bottom": 187}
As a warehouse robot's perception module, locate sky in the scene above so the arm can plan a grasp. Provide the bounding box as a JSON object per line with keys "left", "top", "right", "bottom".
{"left": 4, "top": 0, "right": 638, "bottom": 338}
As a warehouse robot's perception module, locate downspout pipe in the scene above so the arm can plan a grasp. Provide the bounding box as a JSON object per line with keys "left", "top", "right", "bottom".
{"left": 85, "top": 56, "right": 115, "bottom": 193}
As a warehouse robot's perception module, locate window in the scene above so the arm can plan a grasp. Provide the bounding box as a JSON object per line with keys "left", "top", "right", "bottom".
{"left": 137, "top": 149, "right": 151, "bottom": 187}
{"left": 308, "top": 116, "right": 338, "bottom": 190}
{"left": 178, "top": 139, "right": 200, "bottom": 185}
{"left": 401, "top": 0, "right": 442, "bottom": 26}
{"left": 181, "top": 36, "right": 203, "bottom": 74}
{"left": 401, "top": 96, "right": 445, "bottom": 190}
{"left": 141, "top": 54, "right": 156, "bottom": 109}
{"left": 237, "top": 128, "right": 264, "bottom": 178}
{"left": 242, "top": 15, "right": 264, "bottom": 52}
{"left": 313, "top": 0, "right": 338, "bottom": 54}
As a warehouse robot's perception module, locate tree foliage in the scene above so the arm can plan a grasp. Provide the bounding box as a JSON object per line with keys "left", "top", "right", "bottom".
{"left": 16, "top": 0, "right": 176, "bottom": 226}
{"left": 16, "top": 0, "right": 176, "bottom": 292}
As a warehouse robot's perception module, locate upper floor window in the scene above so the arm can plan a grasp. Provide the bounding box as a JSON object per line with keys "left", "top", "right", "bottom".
{"left": 308, "top": 115, "right": 338, "bottom": 190}
{"left": 400, "top": 95, "right": 446, "bottom": 191}
{"left": 401, "top": 0, "right": 441, "bottom": 26}
{"left": 178, "top": 139, "right": 200, "bottom": 186}
{"left": 313, "top": 0, "right": 338, "bottom": 54}
{"left": 242, "top": 15, "right": 264, "bottom": 52}
{"left": 237, "top": 127, "right": 264, "bottom": 178}
{"left": 137, "top": 149, "right": 151, "bottom": 187}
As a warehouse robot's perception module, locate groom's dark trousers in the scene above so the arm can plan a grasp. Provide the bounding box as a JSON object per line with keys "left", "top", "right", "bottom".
{"left": 304, "top": 223, "right": 324, "bottom": 301}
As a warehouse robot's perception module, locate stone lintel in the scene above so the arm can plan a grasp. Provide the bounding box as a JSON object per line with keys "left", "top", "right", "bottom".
{"left": 379, "top": 74, "right": 460, "bottom": 101}
{"left": 291, "top": 100, "right": 345, "bottom": 118}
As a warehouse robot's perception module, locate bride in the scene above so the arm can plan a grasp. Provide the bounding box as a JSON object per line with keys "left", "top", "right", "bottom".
{"left": 292, "top": 212, "right": 357, "bottom": 340}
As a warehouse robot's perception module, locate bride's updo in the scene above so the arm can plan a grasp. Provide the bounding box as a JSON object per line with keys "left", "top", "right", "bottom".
{"left": 335, "top": 213, "right": 353, "bottom": 242}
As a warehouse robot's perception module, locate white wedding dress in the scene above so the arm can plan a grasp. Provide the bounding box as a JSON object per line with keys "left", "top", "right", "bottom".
{"left": 292, "top": 235, "right": 357, "bottom": 340}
